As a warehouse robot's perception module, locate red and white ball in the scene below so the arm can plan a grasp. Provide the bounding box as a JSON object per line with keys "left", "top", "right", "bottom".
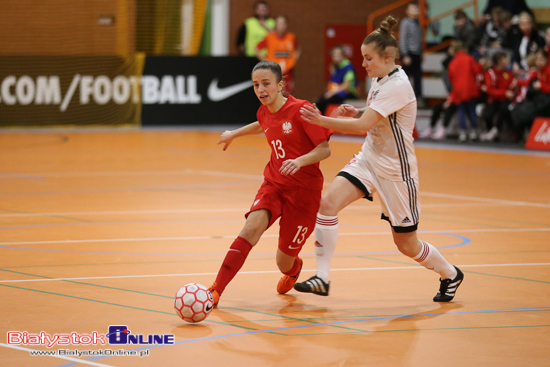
{"left": 174, "top": 283, "right": 214, "bottom": 323}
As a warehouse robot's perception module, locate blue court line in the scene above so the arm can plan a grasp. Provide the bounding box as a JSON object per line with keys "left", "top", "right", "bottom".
{"left": 55, "top": 306, "right": 550, "bottom": 367}
{"left": 0, "top": 232, "right": 470, "bottom": 257}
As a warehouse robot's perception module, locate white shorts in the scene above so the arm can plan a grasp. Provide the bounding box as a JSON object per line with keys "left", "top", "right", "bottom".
{"left": 338, "top": 151, "right": 420, "bottom": 233}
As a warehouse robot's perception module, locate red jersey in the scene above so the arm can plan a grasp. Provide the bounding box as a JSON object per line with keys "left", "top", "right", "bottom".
{"left": 536, "top": 62, "right": 550, "bottom": 94}
{"left": 485, "top": 67, "right": 514, "bottom": 103}
{"left": 447, "top": 51, "right": 480, "bottom": 104}
{"left": 257, "top": 95, "right": 332, "bottom": 191}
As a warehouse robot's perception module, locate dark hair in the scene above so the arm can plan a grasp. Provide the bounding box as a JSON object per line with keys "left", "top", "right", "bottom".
{"left": 254, "top": 1, "right": 269, "bottom": 8}
{"left": 330, "top": 45, "right": 345, "bottom": 55}
{"left": 454, "top": 10, "right": 467, "bottom": 20}
{"left": 492, "top": 51, "right": 508, "bottom": 65}
{"left": 450, "top": 40, "right": 466, "bottom": 52}
{"left": 363, "top": 16, "right": 398, "bottom": 57}
{"left": 252, "top": 61, "right": 283, "bottom": 83}
{"left": 500, "top": 10, "right": 512, "bottom": 22}
{"left": 536, "top": 49, "right": 549, "bottom": 61}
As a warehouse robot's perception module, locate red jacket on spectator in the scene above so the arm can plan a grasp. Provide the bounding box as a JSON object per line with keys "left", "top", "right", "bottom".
{"left": 485, "top": 67, "right": 514, "bottom": 103}
{"left": 447, "top": 51, "right": 480, "bottom": 104}
{"left": 536, "top": 61, "right": 550, "bottom": 94}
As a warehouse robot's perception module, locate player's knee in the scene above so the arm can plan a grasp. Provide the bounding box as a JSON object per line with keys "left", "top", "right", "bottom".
{"left": 238, "top": 225, "right": 263, "bottom": 246}
{"left": 319, "top": 196, "right": 338, "bottom": 216}
{"left": 394, "top": 237, "right": 418, "bottom": 257}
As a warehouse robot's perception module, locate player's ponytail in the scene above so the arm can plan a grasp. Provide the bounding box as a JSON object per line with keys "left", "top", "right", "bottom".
{"left": 363, "top": 15, "right": 399, "bottom": 58}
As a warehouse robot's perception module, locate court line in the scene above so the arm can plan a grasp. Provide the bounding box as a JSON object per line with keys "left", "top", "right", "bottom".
{"left": 0, "top": 179, "right": 261, "bottom": 198}
{"left": 0, "top": 202, "right": 503, "bottom": 218}
{"left": 55, "top": 306, "right": 550, "bottom": 366}
{"left": 421, "top": 191, "right": 550, "bottom": 209}
{"left": 1, "top": 262, "right": 549, "bottom": 284}
{"left": 0, "top": 227, "right": 547, "bottom": 247}
{"left": 0, "top": 342, "right": 114, "bottom": 367}
{"left": 1, "top": 167, "right": 549, "bottom": 207}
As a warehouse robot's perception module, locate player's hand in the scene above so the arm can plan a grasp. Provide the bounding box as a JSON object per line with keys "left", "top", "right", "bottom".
{"left": 280, "top": 159, "right": 301, "bottom": 176}
{"left": 300, "top": 104, "right": 323, "bottom": 125}
{"left": 533, "top": 81, "right": 541, "bottom": 90}
{"left": 337, "top": 104, "right": 359, "bottom": 118}
{"left": 505, "top": 90, "right": 515, "bottom": 99}
{"left": 402, "top": 56, "right": 412, "bottom": 66}
{"left": 217, "top": 130, "right": 234, "bottom": 151}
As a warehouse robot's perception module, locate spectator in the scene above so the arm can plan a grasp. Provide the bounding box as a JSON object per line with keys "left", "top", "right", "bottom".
{"left": 499, "top": 11, "right": 515, "bottom": 50}
{"left": 510, "top": 12, "right": 545, "bottom": 73}
{"left": 418, "top": 45, "right": 456, "bottom": 140}
{"left": 236, "top": 1, "right": 275, "bottom": 57}
{"left": 511, "top": 50, "right": 550, "bottom": 138}
{"left": 447, "top": 41, "right": 481, "bottom": 142}
{"left": 544, "top": 27, "right": 550, "bottom": 58}
{"left": 479, "top": 10, "right": 515, "bottom": 59}
{"left": 511, "top": 54, "right": 538, "bottom": 108}
{"left": 482, "top": 0, "right": 533, "bottom": 23}
{"left": 399, "top": 2, "right": 424, "bottom": 106}
{"left": 315, "top": 45, "right": 358, "bottom": 115}
{"left": 454, "top": 10, "right": 478, "bottom": 53}
{"left": 480, "top": 51, "right": 515, "bottom": 142}
{"left": 255, "top": 15, "right": 301, "bottom": 96}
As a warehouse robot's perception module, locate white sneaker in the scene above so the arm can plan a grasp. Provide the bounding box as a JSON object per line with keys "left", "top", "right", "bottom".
{"left": 458, "top": 131, "right": 467, "bottom": 142}
{"left": 469, "top": 131, "right": 479, "bottom": 141}
{"left": 418, "top": 126, "right": 433, "bottom": 139}
{"left": 481, "top": 127, "right": 498, "bottom": 142}
{"left": 431, "top": 126, "right": 446, "bottom": 140}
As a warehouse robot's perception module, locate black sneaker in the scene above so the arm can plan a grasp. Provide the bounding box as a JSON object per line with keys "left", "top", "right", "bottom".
{"left": 433, "top": 266, "right": 464, "bottom": 302}
{"left": 293, "top": 275, "right": 330, "bottom": 296}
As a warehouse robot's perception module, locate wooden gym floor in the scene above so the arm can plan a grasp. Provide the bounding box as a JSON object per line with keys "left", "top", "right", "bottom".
{"left": 0, "top": 129, "right": 549, "bottom": 367}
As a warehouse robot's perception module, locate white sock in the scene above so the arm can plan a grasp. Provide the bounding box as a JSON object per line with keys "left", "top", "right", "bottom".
{"left": 413, "top": 240, "right": 457, "bottom": 279}
{"left": 314, "top": 213, "right": 338, "bottom": 283}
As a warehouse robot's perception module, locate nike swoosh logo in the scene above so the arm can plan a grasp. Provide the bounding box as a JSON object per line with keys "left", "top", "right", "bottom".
{"left": 208, "top": 79, "right": 253, "bottom": 102}
{"left": 205, "top": 304, "right": 213, "bottom": 312}
{"left": 288, "top": 245, "right": 300, "bottom": 250}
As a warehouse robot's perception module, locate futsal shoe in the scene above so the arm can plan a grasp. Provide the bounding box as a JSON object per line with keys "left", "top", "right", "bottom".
{"left": 294, "top": 275, "right": 330, "bottom": 296}
{"left": 207, "top": 283, "right": 220, "bottom": 308}
{"left": 277, "top": 257, "right": 303, "bottom": 294}
{"left": 418, "top": 126, "right": 433, "bottom": 139}
{"left": 433, "top": 266, "right": 464, "bottom": 302}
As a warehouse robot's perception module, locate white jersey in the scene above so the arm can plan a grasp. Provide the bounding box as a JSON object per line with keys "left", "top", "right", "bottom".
{"left": 363, "top": 66, "right": 418, "bottom": 181}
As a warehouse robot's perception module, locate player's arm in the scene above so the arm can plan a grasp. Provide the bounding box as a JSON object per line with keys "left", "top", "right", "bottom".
{"left": 300, "top": 104, "right": 383, "bottom": 135}
{"left": 336, "top": 104, "right": 366, "bottom": 118}
{"left": 280, "top": 140, "right": 331, "bottom": 176}
{"left": 217, "top": 121, "right": 263, "bottom": 151}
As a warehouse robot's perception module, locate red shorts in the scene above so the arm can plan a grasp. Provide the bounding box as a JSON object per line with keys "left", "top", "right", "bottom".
{"left": 245, "top": 180, "right": 321, "bottom": 256}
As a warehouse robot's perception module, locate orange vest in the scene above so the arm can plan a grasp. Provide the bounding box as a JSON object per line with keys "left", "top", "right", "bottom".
{"left": 264, "top": 32, "right": 297, "bottom": 74}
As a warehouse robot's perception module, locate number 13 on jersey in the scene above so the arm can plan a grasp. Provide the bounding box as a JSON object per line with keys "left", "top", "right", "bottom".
{"left": 270, "top": 139, "right": 286, "bottom": 159}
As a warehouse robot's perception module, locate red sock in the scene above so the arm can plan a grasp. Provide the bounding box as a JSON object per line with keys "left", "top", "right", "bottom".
{"left": 214, "top": 236, "right": 252, "bottom": 295}
{"left": 283, "top": 256, "right": 301, "bottom": 276}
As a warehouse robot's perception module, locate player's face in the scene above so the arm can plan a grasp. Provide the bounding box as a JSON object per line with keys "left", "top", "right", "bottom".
{"left": 252, "top": 69, "right": 283, "bottom": 106}
{"left": 361, "top": 43, "right": 388, "bottom": 78}
{"left": 331, "top": 48, "right": 344, "bottom": 64}
{"left": 535, "top": 53, "right": 548, "bottom": 70}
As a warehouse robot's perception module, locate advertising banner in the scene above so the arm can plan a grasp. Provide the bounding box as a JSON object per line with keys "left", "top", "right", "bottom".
{"left": 0, "top": 55, "right": 144, "bottom": 127}
{"left": 0, "top": 55, "right": 260, "bottom": 127}
{"left": 140, "top": 56, "right": 259, "bottom": 126}
{"left": 525, "top": 117, "right": 550, "bottom": 151}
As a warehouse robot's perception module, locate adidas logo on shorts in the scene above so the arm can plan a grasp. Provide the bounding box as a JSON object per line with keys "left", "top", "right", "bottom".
{"left": 402, "top": 216, "right": 411, "bottom": 224}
